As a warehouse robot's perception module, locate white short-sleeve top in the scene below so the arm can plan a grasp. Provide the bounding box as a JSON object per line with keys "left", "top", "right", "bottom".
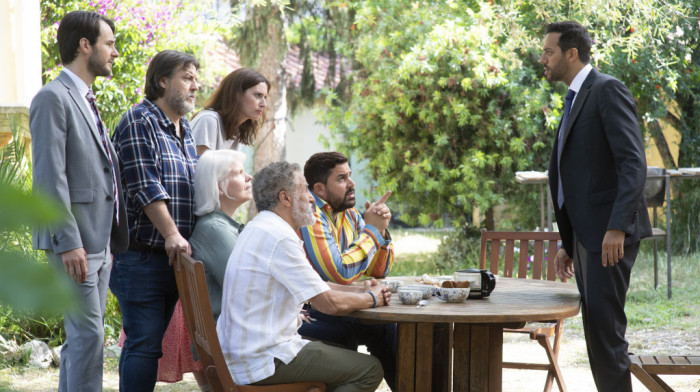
{"left": 190, "top": 109, "right": 241, "bottom": 152}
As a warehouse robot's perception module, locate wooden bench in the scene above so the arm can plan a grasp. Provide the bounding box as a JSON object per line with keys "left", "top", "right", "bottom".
{"left": 629, "top": 355, "right": 700, "bottom": 392}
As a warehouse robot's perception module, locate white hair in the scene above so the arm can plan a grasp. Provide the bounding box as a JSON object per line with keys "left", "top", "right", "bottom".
{"left": 194, "top": 149, "right": 246, "bottom": 216}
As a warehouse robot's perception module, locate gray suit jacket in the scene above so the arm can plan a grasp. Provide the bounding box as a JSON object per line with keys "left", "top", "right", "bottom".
{"left": 30, "top": 71, "right": 128, "bottom": 255}
{"left": 549, "top": 68, "right": 652, "bottom": 256}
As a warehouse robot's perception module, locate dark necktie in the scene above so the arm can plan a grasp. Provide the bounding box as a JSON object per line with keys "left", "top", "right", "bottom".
{"left": 557, "top": 89, "right": 576, "bottom": 209}
{"left": 86, "top": 89, "right": 119, "bottom": 225}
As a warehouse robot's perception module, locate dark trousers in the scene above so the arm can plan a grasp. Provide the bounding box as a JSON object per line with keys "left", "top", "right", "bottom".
{"left": 299, "top": 308, "right": 397, "bottom": 391}
{"left": 109, "top": 249, "right": 179, "bottom": 392}
{"left": 573, "top": 236, "right": 639, "bottom": 392}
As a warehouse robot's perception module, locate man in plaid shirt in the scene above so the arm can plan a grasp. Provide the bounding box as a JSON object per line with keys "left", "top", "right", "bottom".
{"left": 110, "top": 50, "right": 199, "bottom": 392}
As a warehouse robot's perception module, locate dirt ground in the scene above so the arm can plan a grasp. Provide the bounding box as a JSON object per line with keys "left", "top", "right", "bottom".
{"left": 2, "top": 318, "right": 698, "bottom": 392}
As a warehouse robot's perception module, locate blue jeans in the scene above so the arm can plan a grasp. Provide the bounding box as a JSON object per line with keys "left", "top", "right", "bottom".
{"left": 298, "top": 308, "right": 397, "bottom": 391}
{"left": 109, "top": 249, "right": 179, "bottom": 392}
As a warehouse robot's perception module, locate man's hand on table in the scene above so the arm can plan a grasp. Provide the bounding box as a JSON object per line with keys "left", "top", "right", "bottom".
{"left": 364, "top": 278, "right": 391, "bottom": 306}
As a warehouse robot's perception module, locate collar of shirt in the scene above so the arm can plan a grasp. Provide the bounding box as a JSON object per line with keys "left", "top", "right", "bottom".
{"left": 61, "top": 68, "right": 98, "bottom": 124}
{"left": 311, "top": 191, "right": 334, "bottom": 214}
{"left": 141, "top": 98, "right": 191, "bottom": 138}
{"left": 256, "top": 210, "right": 304, "bottom": 244}
{"left": 568, "top": 63, "right": 593, "bottom": 106}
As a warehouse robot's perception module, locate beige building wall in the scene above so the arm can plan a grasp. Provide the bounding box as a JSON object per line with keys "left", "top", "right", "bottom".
{"left": 0, "top": 0, "right": 42, "bottom": 107}
{"left": 0, "top": 0, "right": 40, "bottom": 147}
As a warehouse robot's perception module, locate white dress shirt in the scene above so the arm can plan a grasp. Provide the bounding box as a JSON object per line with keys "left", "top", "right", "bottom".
{"left": 217, "top": 210, "right": 330, "bottom": 385}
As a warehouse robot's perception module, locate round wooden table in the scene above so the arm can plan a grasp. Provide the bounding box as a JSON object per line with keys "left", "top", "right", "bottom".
{"left": 351, "top": 277, "right": 580, "bottom": 392}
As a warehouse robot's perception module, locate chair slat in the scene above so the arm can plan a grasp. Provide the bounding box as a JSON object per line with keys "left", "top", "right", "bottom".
{"left": 532, "top": 240, "right": 543, "bottom": 280}
{"left": 546, "top": 240, "right": 559, "bottom": 281}
{"left": 518, "top": 240, "right": 529, "bottom": 279}
{"left": 490, "top": 239, "right": 501, "bottom": 276}
{"left": 503, "top": 239, "right": 515, "bottom": 277}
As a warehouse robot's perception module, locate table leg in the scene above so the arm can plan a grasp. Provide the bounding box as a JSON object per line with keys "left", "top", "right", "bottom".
{"left": 453, "top": 324, "right": 505, "bottom": 392}
{"left": 396, "top": 322, "right": 452, "bottom": 392}
{"left": 397, "top": 323, "right": 416, "bottom": 391}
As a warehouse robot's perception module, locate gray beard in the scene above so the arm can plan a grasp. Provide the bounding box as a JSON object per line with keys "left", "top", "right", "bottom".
{"left": 292, "top": 198, "right": 316, "bottom": 228}
{"left": 167, "top": 90, "right": 194, "bottom": 117}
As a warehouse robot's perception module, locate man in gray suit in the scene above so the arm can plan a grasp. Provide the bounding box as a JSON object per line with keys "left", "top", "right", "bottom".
{"left": 30, "top": 11, "right": 127, "bottom": 392}
{"left": 540, "top": 21, "right": 652, "bottom": 392}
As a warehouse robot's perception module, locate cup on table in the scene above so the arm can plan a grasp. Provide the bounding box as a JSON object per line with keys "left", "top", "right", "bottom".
{"left": 397, "top": 288, "right": 423, "bottom": 305}
{"left": 381, "top": 279, "right": 403, "bottom": 293}
{"left": 436, "top": 287, "right": 470, "bottom": 303}
{"left": 403, "top": 284, "right": 434, "bottom": 299}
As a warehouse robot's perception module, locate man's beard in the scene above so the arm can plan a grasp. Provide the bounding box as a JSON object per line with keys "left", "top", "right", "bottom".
{"left": 166, "top": 89, "right": 195, "bottom": 117}
{"left": 292, "top": 194, "right": 316, "bottom": 228}
{"left": 327, "top": 187, "right": 355, "bottom": 213}
{"left": 87, "top": 51, "right": 111, "bottom": 77}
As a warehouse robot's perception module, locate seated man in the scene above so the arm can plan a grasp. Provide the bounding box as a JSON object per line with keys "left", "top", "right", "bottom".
{"left": 298, "top": 151, "right": 396, "bottom": 391}
{"left": 217, "top": 161, "right": 389, "bottom": 391}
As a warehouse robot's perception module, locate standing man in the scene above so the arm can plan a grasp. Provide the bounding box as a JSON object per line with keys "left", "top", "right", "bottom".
{"left": 298, "top": 151, "right": 396, "bottom": 390}
{"left": 217, "top": 161, "right": 387, "bottom": 391}
{"left": 110, "top": 50, "right": 199, "bottom": 392}
{"left": 30, "top": 10, "right": 127, "bottom": 392}
{"left": 540, "top": 21, "right": 652, "bottom": 392}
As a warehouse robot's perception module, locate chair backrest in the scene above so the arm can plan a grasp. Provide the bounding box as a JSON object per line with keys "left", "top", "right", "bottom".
{"left": 479, "top": 230, "right": 565, "bottom": 282}
{"left": 175, "top": 252, "right": 327, "bottom": 392}
{"left": 644, "top": 167, "right": 666, "bottom": 208}
{"left": 175, "top": 251, "right": 234, "bottom": 391}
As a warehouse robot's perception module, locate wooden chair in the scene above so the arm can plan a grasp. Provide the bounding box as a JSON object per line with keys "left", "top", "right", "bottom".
{"left": 630, "top": 354, "right": 700, "bottom": 392}
{"left": 174, "top": 251, "right": 326, "bottom": 392}
{"left": 479, "top": 230, "right": 569, "bottom": 392}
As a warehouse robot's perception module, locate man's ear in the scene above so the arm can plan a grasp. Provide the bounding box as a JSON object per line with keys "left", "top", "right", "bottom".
{"left": 278, "top": 189, "right": 293, "bottom": 208}
{"left": 312, "top": 182, "right": 326, "bottom": 200}
{"left": 159, "top": 77, "right": 169, "bottom": 90}
{"left": 566, "top": 47, "right": 579, "bottom": 64}
{"left": 78, "top": 37, "right": 91, "bottom": 55}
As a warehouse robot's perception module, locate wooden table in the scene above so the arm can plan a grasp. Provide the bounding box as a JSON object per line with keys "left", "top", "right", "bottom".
{"left": 351, "top": 277, "right": 580, "bottom": 392}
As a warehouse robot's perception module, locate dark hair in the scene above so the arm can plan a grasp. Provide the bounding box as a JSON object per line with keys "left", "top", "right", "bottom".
{"left": 304, "top": 152, "right": 349, "bottom": 189}
{"left": 144, "top": 50, "right": 200, "bottom": 101}
{"left": 57, "top": 11, "right": 115, "bottom": 65}
{"left": 199, "top": 68, "right": 270, "bottom": 146}
{"left": 253, "top": 161, "right": 301, "bottom": 212}
{"left": 544, "top": 21, "right": 592, "bottom": 64}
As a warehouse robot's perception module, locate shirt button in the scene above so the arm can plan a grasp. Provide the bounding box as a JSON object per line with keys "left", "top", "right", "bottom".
{"left": 106, "top": 195, "right": 113, "bottom": 201}
{"left": 104, "top": 167, "right": 110, "bottom": 173}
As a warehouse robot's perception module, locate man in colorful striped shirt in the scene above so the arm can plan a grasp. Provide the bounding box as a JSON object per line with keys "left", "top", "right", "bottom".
{"left": 298, "top": 151, "right": 397, "bottom": 391}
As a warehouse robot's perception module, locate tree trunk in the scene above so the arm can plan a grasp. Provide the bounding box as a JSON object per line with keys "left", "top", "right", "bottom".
{"left": 248, "top": 7, "right": 288, "bottom": 219}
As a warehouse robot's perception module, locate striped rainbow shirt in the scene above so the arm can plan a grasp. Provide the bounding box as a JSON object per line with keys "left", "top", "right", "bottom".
{"left": 298, "top": 192, "right": 394, "bottom": 284}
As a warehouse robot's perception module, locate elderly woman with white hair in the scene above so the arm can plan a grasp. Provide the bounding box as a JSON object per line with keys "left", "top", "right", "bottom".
{"left": 189, "top": 149, "right": 252, "bottom": 322}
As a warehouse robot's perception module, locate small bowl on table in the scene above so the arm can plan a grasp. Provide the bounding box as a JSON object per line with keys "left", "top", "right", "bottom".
{"left": 403, "top": 284, "right": 434, "bottom": 300}
{"left": 436, "top": 287, "right": 470, "bottom": 303}
{"left": 397, "top": 288, "right": 423, "bottom": 305}
{"left": 381, "top": 279, "right": 403, "bottom": 293}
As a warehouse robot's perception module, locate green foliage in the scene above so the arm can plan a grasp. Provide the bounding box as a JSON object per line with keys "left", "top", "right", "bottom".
{"left": 40, "top": 0, "right": 227, "bottom": 130}
{"left": 0, "top": 114, "right": 76, "bottom": 330}
{"left": 434, "top": 225, "right": 482, "bottom": 274}
{"left": 319, "top": 0, "right": 697, "bottom": 236}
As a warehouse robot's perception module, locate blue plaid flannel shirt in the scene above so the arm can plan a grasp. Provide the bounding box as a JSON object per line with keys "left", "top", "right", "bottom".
{"left": 112, "top": 99, "right": 197, "bottom": 249}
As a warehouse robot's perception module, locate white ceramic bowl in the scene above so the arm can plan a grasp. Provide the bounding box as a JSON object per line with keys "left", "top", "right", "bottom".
{"left": 397, "top": 288, "right": 423, "bottom": 305}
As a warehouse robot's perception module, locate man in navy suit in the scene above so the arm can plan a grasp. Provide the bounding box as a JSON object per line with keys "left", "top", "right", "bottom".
{"left": 540, "top": 21, "right": 652, "bottom": 392}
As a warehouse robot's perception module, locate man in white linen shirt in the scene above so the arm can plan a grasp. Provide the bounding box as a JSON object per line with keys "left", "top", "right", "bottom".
{"left": 217, "top": 161, "right": 389, "bottom": 391}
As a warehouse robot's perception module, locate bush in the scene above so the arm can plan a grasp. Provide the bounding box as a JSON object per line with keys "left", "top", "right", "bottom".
{"left": 434, "top": 224, "right": 482, "bottom": 274}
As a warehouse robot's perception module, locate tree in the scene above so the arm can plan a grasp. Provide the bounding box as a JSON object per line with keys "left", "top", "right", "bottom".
{"left": 319, "top": 0, "right": 695, "bottom": 232}
{"left": 40, "top": 0, "right": 227, "bottom": 130}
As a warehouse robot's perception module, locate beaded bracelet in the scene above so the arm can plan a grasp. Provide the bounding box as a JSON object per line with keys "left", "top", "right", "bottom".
{"left": 367, "top": 291, "right": 378, "bottom": 308}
